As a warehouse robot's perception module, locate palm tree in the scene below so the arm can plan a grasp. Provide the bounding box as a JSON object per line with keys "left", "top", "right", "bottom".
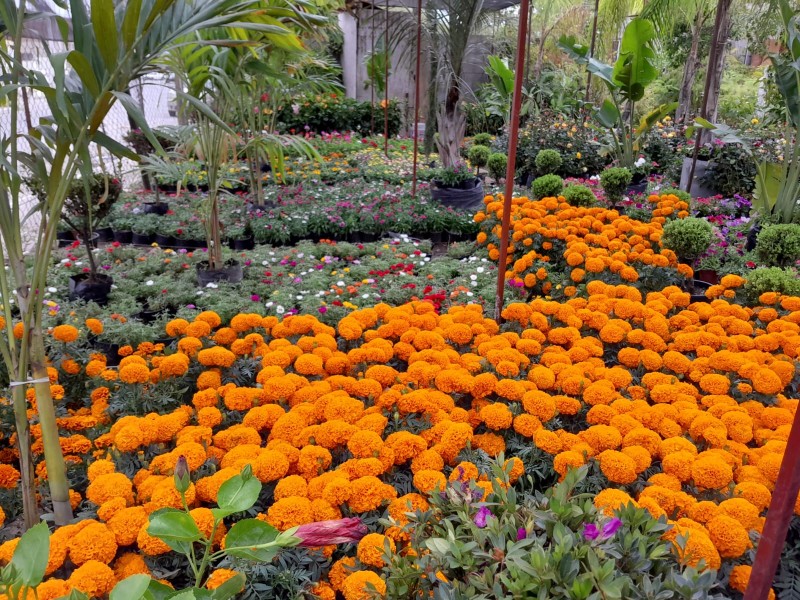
{"left": 530, "top": 0, "right": 585, "bottom": 81}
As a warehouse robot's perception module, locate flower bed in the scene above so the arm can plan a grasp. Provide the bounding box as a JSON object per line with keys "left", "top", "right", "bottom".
{"left": 1, "top": 284, "right": 799, "bottom": 598}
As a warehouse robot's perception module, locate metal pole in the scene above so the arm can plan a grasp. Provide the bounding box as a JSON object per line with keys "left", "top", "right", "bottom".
{"left": 494, "top": 0, "right": 530, "bottom": 322}
{"left": 384, "top": 0, "right": 390, "bottom": 157}
{"left": 745, "top": 403, "right": 800, "bottom": 599}
{"left": 371, "top": 3, "right": 376, "bottom": 135}
{"left": 411, "top": 0, "right": 423, "bottom": 197}
{"left": 686, "top": 0, "right": 728, "bottom": 193}
{"left": 584, "top": 0, "right": 601, "bottom": 102}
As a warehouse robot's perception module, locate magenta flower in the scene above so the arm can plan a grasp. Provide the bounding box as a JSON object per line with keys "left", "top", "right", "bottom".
{"left": 318, "top": 306, "right": 328, "bottom": 314}
{"left": 583, "top": 517, "right": 622, "bottom": 541}
{"left": 474, "top": 506, "right": 492, "bottom": 528}
{"left": 295, "top": 518, "right": 368, "bottom": 546}
{"left": 250, "top": 294, "right": 260, "bottom": 302}
{"left": 516, "top": 527, "right": 527, "bottom": 541}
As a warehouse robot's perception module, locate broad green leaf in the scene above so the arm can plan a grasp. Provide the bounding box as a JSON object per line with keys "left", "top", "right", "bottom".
{"left": 213, "top": 470, "right": 260, "bottom": 517}
{"left": 66, "top": 51, "right": 101, "bottom": 98}
{"left": 209, "top": 572, "right": 246, "bottom": 600}
{"left": 111, "top": 575, "right": 152, "bottom": 600}
{"left": 121, "top": 0, "right": 143, "bottom": 50}
{"left": 145, "top": 579, "right": 176, "bottom": 600}
{"left": 486, "top": 55, "right": 514, "bottom": 100}
{"left": 165, "top": 591, "right": 198, "bottom": 600}
{"left": 595, "top": 98, "right": 620, "bottom": 129}
{"left": 147, "top": 509, "right": 202, "bottom": 545}
{"left": 612, "top": 18, "right": 658, "bottom": 102}
{"left": 91, "top": 0, "right": 118, "bottom": 70}
{"left": 10, "top": 522, "right": 50, "bottom": 588}
{"left": 223, "top": 518, "right": 282, "bottom": 561}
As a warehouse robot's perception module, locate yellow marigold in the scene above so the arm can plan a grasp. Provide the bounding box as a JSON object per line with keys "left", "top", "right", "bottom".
{"left": 342, "top": 570, "right": 387, "bottom": 600}
{"left": 113, "top": 552, "right": 150, "bottom": 580}
{"left": 0, "top": 464, "right": 21, "bottom": 489}
{"left": 265, "top": 496, "right": 314, "bottom": 531}
{"left": 480, "top": 403, "right": 513, "bottom": 430}
{"left": 534, "top": 429, "right": 562, "bottom": 454}
{"left": 553, "top": 450, "right": 586, "bottom": 478}
{"left": 673, "top": 529, "right": 721, "bottom": 570}
{"left": 206, "top": 569, "right": 243, "bottom": 591}
{"left": 53, "top": 324, "right": 79, "bottom": 343}
{"left": 706, "top": 514, "right": 750, "bottom": 558}
{"left": 197, "top": 347, "right": 236, "bottom": 368}
{"left": 107, "top": 506, "right": 148, "bottom": 546}
{"left": 67, "top": 560, "right": 116, "bottom": 597}
{"left": 137, "top": 525, "right": 171, "bottom": 555}
{"left": 36, "top": 578, "right": 71, "bottom": 600}
{"left": 86, "top": 472, "right": 134, "bottom": 506}
{"left": 329, "top": 557, "right": 357, "bottom": 592}
{"left": 594, "top": 488, "right": 636, "bottom": 517}
{"left": 728, "top": 565, "right": 776, "bottom": 599}
{"left": 357, "top": 533, "right": 395, "bottom": 568}
{"left": 597, "top": 450, "right": 637, "bottom": 484}
{"left": 119, "top": 363, "right": 150, "bottom": 384}
{"left": 734, "top": 481, "right": 772, "bottom": 512}
{"left": 718, "top": 498, "right": 760, "bottom": 530}
{"left": 349, "top": 476, "right": 397, "bottom": 513}
{"left": 85, "top": 318, "right": 103, "bottom": 335}
{"left": 691, "top": 455, "right": 733, "bottom": 490}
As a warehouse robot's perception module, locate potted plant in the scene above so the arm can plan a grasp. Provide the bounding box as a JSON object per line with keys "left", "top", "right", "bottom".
{"left": 600, "top": 167, "right": 632, "bottom": 209}
{"left": 131, "top": 214, "right": 160, "bottom": 246}
{"left": 694, "top": 253, "right": 721, "bottom": 285}
{"left": 56, "top": 221, "right": 74, "bottom": 247}
{"left": 487, "top": 152, "right": 507, "bottom": 183}
{"left": 534, "top": 149, "right": 562, "bottom": 176}
{"left": 468, "top": 144, "right": 490, "bottom": 177}
{"left": 228, "top": 221, "right": 255, "bottom": 250}
{"left": 431, "top": 161, "right": 484, "bottom": 210}
{"left": 532, "top": 174, "right": 564, "bottom": 200}
{"left": 660, "top": 216, "right": 714, "bottom": 297}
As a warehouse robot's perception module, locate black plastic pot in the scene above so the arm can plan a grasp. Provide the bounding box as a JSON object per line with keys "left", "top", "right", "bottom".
{"left": 69, "top": 273, "right": 113, "bottom": 305}
{"left": 230, "top": 236, "right": 255, "bottom": 251}
{"left": 92, "top": 339, "right": 121, "bottom": 366}
{"left": 113, "top": 230, "right": 133, "bottom": 244}
{"left": 155, "top": 233, "right": 174, "bottom": 247}
{"left": 690, "top": 279, "right": 713, "bottom": 303}
{"left": 745, "top": 223, "right": 762, "bottom": 252}
{"left": 429, "top": 231, "right": 443, "bottom": 244}
{"left": 196, "top": 260, "right": 244, "bottom": 286}
{"left": 132, "top": 232, "right": 155, "bottom": 245}
{"left": 144, "top": 201, "right": 169, "bottom": 216}
{"left": 57, "top": 230, "right": 75, "bottom": 247}
{"left": 346, "top": 232, "right": 362, "bottom": 243}
{"left": 77, "top": 232, "right": 101, "bottom": 248}
{"left": 96, "top": 227, "right": 114, "bottom": 242}
{"left": 361, "top": 232, "right": 379, "bottom": 243}
{"left": 431, "top": 178, "right": 485, "bottom": 211}
{"left": 626, "top": 181, "right": 648, "bottom": 196}
{"left": 157, "top": 183, "right": 178, "bottom": 194}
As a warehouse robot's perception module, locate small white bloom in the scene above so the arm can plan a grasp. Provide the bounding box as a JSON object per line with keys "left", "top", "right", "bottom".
{"left": 145, "top": 280, "right": 154, "bottom": 286}
{"left": 337, "top": 280, "right": 345, "bottom": 286}
{"left": 276, "top": 305, "right": 285, "bottom": 314}
{"left": 476, "top": 267, "right": 484, "bottom": 273}
{"left": 466, "top": 291, "right": 473, "bottom": 296}
{"left": 362, "top": 293, "right": 369, "bottom": 298}
{"left": 47, "top": 287, "right": 57, "bottom": 293}
{"left": 205, "top": 282, "right": 218, "bottom": 289}
{"left": 470, "top": 275, "right": 477, "bottom": 281}
{"left": 296, "top": 295, "right": 304, "bottom": 300}
{"left": 266, "top": 301, "right": 274, "bottom": 308}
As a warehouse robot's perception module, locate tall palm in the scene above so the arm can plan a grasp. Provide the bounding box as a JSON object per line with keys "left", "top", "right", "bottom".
{"left": 0, "top": 0, "right": 313, "bottom": 527}
{"left": 530, "top": 0, "right": 585, "bottom": 81}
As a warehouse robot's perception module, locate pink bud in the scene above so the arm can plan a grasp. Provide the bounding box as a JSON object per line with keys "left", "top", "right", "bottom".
{"left": 294, "top": 518, "right": 368, "bottom": 547}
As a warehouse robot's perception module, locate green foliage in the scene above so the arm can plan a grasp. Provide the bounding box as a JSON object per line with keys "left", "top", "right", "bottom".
{"left": 755, "top": 224, "right": 800, "bottom": 268}
{"left": 532, "top": 174, "right": 564, "bottom": 200}
{"left": 468, "top": 144, "right": 491, "bottom": 171}
{"left": 600, "top": 167, "right": 632, "bottom": 206}
{"left": 701, "top": 142, "right": 757, "bottom": 197}
{"left": 660, "top": 217, "right": 714, "bottom": 263}
{"left": 487, "top": 152, "right": 507, "bottom": 181}
{"left": 435, "top": 162, "right": 475, "bottom": 187}
{"left": 658, "top": 187, "right": 691, "bottom": 203}
{"left": 0, "top": 522, "right": 50, "bottom": 599}
{"left": 534, "top": 149, "right": 563, "bottom": 175}
{"left": 743, "top": 267, "right": 800, "bottom": 303}
{"left": 381, "top": 463, "right": 722, "bottom": 600}
{"left": 472, "top": 133, "right": 493, "bottom": 146}
{"left": 276, "top": 95, "right": 402, "bottom": 137}
{"left": 563, "top": 184, "right": 597, "bottom": 207}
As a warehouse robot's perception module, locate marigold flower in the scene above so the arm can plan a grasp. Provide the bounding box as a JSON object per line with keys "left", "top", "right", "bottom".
{"left": 67, "top": 560, "right": 116, "bottom": 597}
{"left": 342, "top": 570, "right": 387, "bottom": 600}
{"left": 53, "top": 324, "right": 79, "bottom": 343}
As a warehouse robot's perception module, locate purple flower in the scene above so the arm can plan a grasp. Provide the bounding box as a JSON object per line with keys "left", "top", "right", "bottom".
{"left": 516, "top": 527, "right": 527, "bottom": 541}
{"left": 583, "top": 518, "right": 622, "bottom": 541}
{"left": 474, "top": 506, "right": 492, "bottom": 528}
{"left": 582, "top": 523, "right": 600, "bottom": 540}
{"left": 250, "top": 294, "right": 260, "bottom": 302}
{"left": 602, "top": 518, "right": 622, "bottom": 537}
{"left": 318, "top": 306, "right": 328, "bottom": 314}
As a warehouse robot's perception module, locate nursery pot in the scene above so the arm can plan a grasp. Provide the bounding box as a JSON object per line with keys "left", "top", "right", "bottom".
{"left": 230, "top": 236, "right": 255, "bottom": 251}
{"left": 430, "top": 178, "right": 485, "bottom": 211}
{"left": 92, "top": 339, "right": 122, "bottom": 367}
{"left": 76, "top": 232, "right": 101, "bottom": 248}
{"left": 690, "top": 279, "right": 713, "bottom": 304}
{"left": 144, "top": 201, "right": 169, "bottom": 216}
{"left": 745, "top": 223, "right": 762, "bottom": 252}
{"left": 196, "top": 259, "right": 244, "bottom": 286}
{"left": 695, "top": 269, "right": 720, "bottom": 285}
{"left": 69, "top": 273, "right": 113, "bottom": 305}
{"left": 155, "top": 233, "right": 174, "bottom": 247}
{"left": 131, "top": 232, "right": 155, "bottom": 246}
{"left": 113, "top": 229, "right": 133, "bottom": 244}
{"left": 96, "top": 227, "right": 114, "bottom": 242}
{"left": 626, "top": 181, "right": 648, "bottom": 196}
{"left": 679, "top": 158, "right": 715, "bottom": 198}
{"left": 57, "top": 230, "right": 75, "bottom": 247}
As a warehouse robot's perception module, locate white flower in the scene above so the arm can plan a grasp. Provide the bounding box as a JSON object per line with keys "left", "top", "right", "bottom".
{"left": 262, "top": 261, "right": 269, "bottom": 266}
{"left": 471, "top": 281, "right": 477, "bottom": 286}
{"left": 337, "top": 280, "right": 345, "bottom": 286}
{"left": 296, "top": 295, "right": 304, "bottom": 300}
{"left": 476, "top": 267, "right": 485, "bottom": 273}
{"left": 635, "top": 157, "right": 646, "bottom": 167}
{"left": 265, "top": 301, "right": 274, "bottom": 308}
{"left": 145, "top": 280, "right": 154, "bottom": 286}
{"left": 470, "top": 274, "right": 477, "bottom": 281}
{"left": 196, "top": 290, "right": 204, "bottom": 295}
{"left": 47, "top": 287, "right": 57, "bottom": 293}
{"left": 466, "top": 291, "right": 473, "bottom": 296}
{"left": 205, "top": 282, "right": 218, "bottom": 289}
{"left": 276, "top": 305, "right": 285, "bottom": 314}
{"left": 362, "top": 293, "right": 369, "bottom": 298}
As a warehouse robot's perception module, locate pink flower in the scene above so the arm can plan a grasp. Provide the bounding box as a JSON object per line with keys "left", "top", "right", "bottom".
{"left": 295, "top": 518, "right": 368, "bottom": 546}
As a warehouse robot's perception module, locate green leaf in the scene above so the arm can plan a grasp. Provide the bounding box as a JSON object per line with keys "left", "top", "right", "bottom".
{"left": 11, "top": 522, "right": 50, "bottom": 588}
{"left": 111, "top": 575, "right": 152, "bottom": 600}
{"left": 213, "top": 470, "right": 261, "bottom": 518}
{"left": 612, "top": 18, "right": 658, "bottom": 102}
{"left": 66, "top": 51, "right": 101, "bottom": 98}
{"left": 485, "top": 55, "right": 514, "bottom": 100}
{"left": 222, "top": 518, "right": 282, "bottom": 561}
{"left": 145, "top": 579, "right": 176, "bottom": 600}
{"left": 147, "top": 508, "right": 202, "bottom": 552}
{"left": 93, "top": 130, "right": 139, "bottom": 160}
{"left": 91, "top": 0, "right": 118, "bottom": 70}
{"left": 121, "top": 0, "right": 143, "bottom": 50}
{"left": 209, "top": 572, "right": 245, "bottom": 600}
{"left": 595, "top": 98, "right": 620, "bottom": 129}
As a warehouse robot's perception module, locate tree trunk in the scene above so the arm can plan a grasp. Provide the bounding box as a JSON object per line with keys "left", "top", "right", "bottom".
{"left": 436, "top": 82, "right": 465, "bottom": 167}
{"left": 533, "top": 25, "right": 549, "bottom": 81}
{"left": 423, "top": 8, "right": 439, "bottom": 157}
{"left": 676, "top": 12, "right": 704, "bottom": 122}
{"left": 705, "top": 0, "right": 733, "bottom": 123}
{"left": 11, "top": 385, "right": 38, "bottom": 529}
{"left": 30, "top": 328, "right": 73, "bottom": 525}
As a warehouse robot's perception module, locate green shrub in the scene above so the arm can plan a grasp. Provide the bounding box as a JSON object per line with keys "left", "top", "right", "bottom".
{"left": 660, "top": 217, "right": 714, "bottom": 263}
{"left": 472, "top": 133, "right": 493, "bottom": 146}
{"left": 535, "top": 149, "right": 563, "bottom": 175}
{"left": 755, "top": 224, "right": 800, "bottom": 268}
{"left": 563, "top": 184, "right": 596, "bottom": 207}
{"left": 600, "top": 167, "right": 632, "bottom": 207}
{"left": 658, "top": 187, "right": 691, "bottom": 203}
{"left": 743, "top": 267, "right": 800, "bottom": 303}
{"left": 468, "top": 144, "right": 491, "bottom": 173}
{"left": 532, "top": 174, "right": 564, "bottom": 200}
{"left": 487, "top": 152, "right": 507, "bottom": 181}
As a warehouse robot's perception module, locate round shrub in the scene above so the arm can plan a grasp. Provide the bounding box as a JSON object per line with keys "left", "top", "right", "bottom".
{"left": 743, "top": 267, "right": 800, "bottom": 304}
{"left": 487, "top": 153, "right": 507, "bottom": 181}
{"left": 532, "top": 174, "right": 564, "bottom": 200}
{"left": 660, "top": 217, "right": 714, "bottom": 263}
{"left": 468, "top": 144, "right": 491, "bottom": 172}
{"left": 472, "top": 133, "right": 493, "bottom": 146}
{"left": 535, "top": 149, "right": 563, "bottom": 175}
{"left": 659, "top": 187, "right": 692, "bottom": 203}
{"left": 563, "top": 185, "right": 597, "bottom": 207}
{"left": 600, "top": 167, "right": 632, "bottom": 207}
{"left": 755, "top": 224, "right": 800, "bottom": 268}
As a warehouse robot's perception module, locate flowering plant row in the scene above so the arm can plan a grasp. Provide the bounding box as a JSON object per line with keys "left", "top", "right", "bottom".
{"left": 0, "top": 282, "right": 798, "bottom": 598}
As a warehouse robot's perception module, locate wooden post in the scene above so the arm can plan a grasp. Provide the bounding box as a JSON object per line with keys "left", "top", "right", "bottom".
{"left": 494, "top": 0, "right": 530, "bottom": 322}
{"left": 411, "top": 0, "right": 423, "bottom": 196}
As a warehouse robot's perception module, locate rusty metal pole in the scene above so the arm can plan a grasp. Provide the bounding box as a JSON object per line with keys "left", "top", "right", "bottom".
{"left": 584, "top": 0, "right": 601, "bottom": 102}
{"left": 411, "top": 0, "right": 423, "bottom": 197}
{"left": 371, "top": 3, "right": 376, "bottom": 135}
{"left": 384, "top": 0, "right": 390, "bottom": 157}
{"left": 744, "top": 405, "right": 800, "bottom": 599}
{"left": 494, "top": 0, "right": 530, "bottom": 322}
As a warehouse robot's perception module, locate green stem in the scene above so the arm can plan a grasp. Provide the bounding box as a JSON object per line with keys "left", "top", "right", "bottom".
{"left": 195, "top": 519, "right": 222, "bottom": 585}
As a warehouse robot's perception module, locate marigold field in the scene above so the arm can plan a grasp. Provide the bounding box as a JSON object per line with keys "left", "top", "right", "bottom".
{"left": 0, "top": 195, "right": 799, "bottom": 600}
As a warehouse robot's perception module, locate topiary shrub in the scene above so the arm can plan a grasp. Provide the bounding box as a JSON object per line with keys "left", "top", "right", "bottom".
{"left": 468, "top": 144, "right": 491, "bottom": 175}
{"left": 532, "top": 174, "right": 564, "bottom": 200}
{"left": 535, "top": 149, "right": 563, "bottom": 175}
{"left": 660, "top": 217, "right": 714, "bottom": 264}
{"left": 755, "top": 224, "right": 800, "bottom": 268}
{"left": 563, "top": 185, "right": 597, "bottom": 207}
{"left": 600, "top": 167, "right": 632, "bottom": 207}
{"left": 472, "top": 133, "right": 493, "bottom": 146}
{"left": 743, "top": 267, "right": 800, "bottom": 304}
{"left": 487, "top": 153, "right": 507, "bottom": 181}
